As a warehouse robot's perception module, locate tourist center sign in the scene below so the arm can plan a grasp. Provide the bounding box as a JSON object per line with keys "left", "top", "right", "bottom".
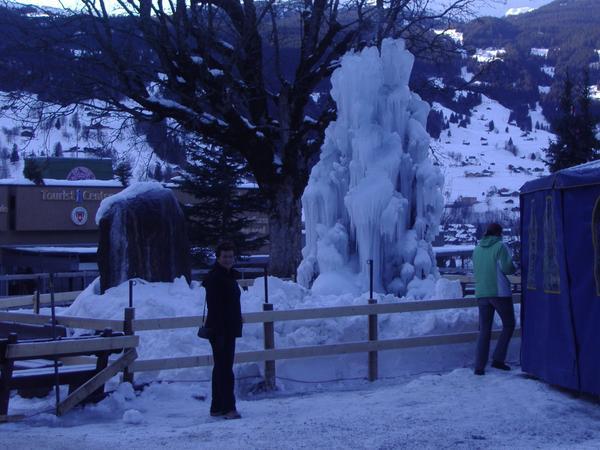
{"left": 41, "top": 189, "right": 113, "bottom": 202}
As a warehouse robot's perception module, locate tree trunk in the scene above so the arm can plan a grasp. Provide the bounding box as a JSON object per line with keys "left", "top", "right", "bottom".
{"left": 267, "top": 182, "right": 303, "bottom": 278}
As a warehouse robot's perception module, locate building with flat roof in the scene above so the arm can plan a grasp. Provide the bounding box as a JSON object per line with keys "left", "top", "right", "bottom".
{"left": 0, "top": 180, "right": 268, "bottom": 287}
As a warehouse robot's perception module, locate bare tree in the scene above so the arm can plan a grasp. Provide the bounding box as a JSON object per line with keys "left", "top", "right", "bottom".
{"left": 1, "top": 0, "right": 482, "bottom": 276}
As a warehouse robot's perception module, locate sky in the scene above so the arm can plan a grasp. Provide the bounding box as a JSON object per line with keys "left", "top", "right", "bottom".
{"left": 15, "top": 0, "right": 555, "bottom": 18}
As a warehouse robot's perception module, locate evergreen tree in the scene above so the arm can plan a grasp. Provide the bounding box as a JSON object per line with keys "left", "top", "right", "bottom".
{"left": 114, "top": 160, "right": 132, "bottom": 187}
{"left": 53, "top": 142, "right": 63, "bottom": 157}
{"left": 23, "top": 159, "right": 44, "bottom": 185}
{"left": 70, "top": 113, "right": 81, "bottom": 132}
{"left": 505, "top": 137, "right": 519, "bottom": 156}
{"left": 10, "top": 144, "right": 19, "bottom": 163}
{"left": 574, "top": 71, "right": 600, "bottom": 161}
{"left": 153, "top": 162, "right": 163, "bottom": 181}
{"left": 545, "top": 74, "right": 599, "bottom": 172}
{"left": 0, "top": 149, "right": 9, "bottom": 179}
{"left": 488, "top": 120, "right": 495, "bottom": 132}
{"left": 177, "top": 143, "right": 267, "bottom": 263}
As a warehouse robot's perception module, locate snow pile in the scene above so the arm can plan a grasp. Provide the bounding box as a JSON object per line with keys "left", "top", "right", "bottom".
{"left": 122, "top": 409, "right": 144, "bottom": 425}
{"left": 95, "top": 181, "right": 168, "bottom": 224}
{"left": 61, "top": 274, "right": 487, "bottom": 384}
{"left": 298, "top": 39, "right": 444, "bottom": 298}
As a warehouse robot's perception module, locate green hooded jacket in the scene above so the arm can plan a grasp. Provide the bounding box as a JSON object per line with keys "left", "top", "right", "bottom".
{"left": 472, "top": 235, "right": 516, "bottom": 298}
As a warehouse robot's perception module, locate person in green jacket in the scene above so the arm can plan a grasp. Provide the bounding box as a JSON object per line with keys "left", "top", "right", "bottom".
{"left": 472, "top": 222, "right": 516, "bottom": 375}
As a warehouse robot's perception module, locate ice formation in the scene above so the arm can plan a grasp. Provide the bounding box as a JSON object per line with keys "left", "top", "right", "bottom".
{"left": 297, "top": 39, "right": 444, "bottom": 297}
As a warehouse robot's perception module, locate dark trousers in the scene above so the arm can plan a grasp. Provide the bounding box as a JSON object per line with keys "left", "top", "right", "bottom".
{"left": 475, "top": 297, "right": 515, "bottom": 371}
{"left": 209, "top": 334, "right": 236, "bottom": 413}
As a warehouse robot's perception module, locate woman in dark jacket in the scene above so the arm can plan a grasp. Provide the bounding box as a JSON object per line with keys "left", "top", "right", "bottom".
{"left": 202, "top": 241, "right": 242, "bottom": 419}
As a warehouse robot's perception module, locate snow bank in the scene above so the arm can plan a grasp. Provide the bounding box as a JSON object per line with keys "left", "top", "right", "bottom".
{"left": 60, "top": 275, "right": 505, "bottom": 384}
{"left": 95, "top": 181, "right": 167, "bottom": 224}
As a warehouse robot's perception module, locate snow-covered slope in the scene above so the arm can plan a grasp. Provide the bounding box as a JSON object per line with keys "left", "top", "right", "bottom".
{"left": 0, "top": 92, "right": 162, "bottom": 182}
{"left": 431, "top": 95, "right": 551, "bottom": 215}
{"left": 0, "top": 89, "right": 553, "bottom": 217}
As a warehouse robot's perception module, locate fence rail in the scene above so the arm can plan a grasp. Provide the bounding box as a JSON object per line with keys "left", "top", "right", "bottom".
{"left": 2, "top": 293, "right": 522, "bottom": 383}
{"left": 131, "top": 294, "right": 520, "bottom": 332}
{"left": 129, "top": 328, "right": 521, "bottom": 372}
{"left": 0, "top": 291, "right": 82, "bottom": 311}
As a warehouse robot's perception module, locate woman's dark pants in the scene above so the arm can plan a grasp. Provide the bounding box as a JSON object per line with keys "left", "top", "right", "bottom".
{"left": 209, "top": 335, "right": 237, "bottom": 414}
{"left": 475, "top": 297, "right": 515, "bottom": 371}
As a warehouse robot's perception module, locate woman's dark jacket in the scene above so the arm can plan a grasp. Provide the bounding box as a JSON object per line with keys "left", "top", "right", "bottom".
{"left": 202, "top": 263, "right": 242, "bottom": 337}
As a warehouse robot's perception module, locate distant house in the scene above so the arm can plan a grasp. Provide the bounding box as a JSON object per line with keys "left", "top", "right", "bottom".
{"left": 449, "top": 196, "right": 478, "bottom": 208}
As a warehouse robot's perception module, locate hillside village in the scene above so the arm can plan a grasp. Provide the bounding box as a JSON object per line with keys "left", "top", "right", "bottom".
{"left": 0, "top": 0, "right": 598, "bottom": 247}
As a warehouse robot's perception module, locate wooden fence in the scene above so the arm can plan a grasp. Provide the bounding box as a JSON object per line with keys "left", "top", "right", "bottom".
{"left": 0, "top": 293, "right": 521, "bottom": 384}
{"left": 0, "top": 291, "right": 82, "bottom": 312}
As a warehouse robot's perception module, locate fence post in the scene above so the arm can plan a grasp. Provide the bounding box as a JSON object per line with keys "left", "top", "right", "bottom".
{"left": 49, "top": 273, "right": 61, "bottom": 415}
{"left": 33, "top": 277, "right": 41, "bottom": 314}
{"left": 367, "top": 259, "right": 378, "bottom": 382}
{"left": 262, "top": 303, "right": 276, "bottom": 389}
{"left": 122, "top": 307, "right": 136, "bottom": 385}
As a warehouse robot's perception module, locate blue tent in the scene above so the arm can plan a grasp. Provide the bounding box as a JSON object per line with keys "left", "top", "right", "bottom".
{"left": 520, "top": 160, "right": 600, "bottom": 395}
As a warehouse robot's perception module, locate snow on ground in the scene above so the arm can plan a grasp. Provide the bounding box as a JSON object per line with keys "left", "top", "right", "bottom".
{"left": 3, "top": 367, "right": 600, "bottom": 449}
{"left": 4, "top": 272, "right": 596, "bottom": 449}
{"left": 541, "top": 66, "right": 555, "bottom": 78}
{"left": 530, "top": 48, "right": 549, "bottom": 58}
{"left": 432, "top": 29, "right": 463, "bottom": 45}
{"left": 473, "top": 49, "right": 506, "bottom": 63}
{"left": 505, "top": 6, "right": 535, "bottom": 16}
{"left": 460, "top": 67, "right": 474, "bottom": 83}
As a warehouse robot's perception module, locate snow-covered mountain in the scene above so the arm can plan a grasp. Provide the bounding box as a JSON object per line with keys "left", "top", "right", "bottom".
{"left": 0, "top": 93, "right": 174, "bottom": 183}
{"left": 0, "top": 88, "right": 552, "bottom": 211}
{"left": 432, "top": 95, "right": 550, "bottom": 213}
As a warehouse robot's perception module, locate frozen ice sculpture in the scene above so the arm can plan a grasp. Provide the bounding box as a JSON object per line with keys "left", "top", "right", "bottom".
{"left": 297, "top": 39, "right": 444, "bottom": 297}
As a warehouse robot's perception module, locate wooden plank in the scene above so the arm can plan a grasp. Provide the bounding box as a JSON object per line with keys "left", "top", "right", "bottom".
{"left": 6, "top": 335, "right": 139, "bottom": 359}
{"left": 0, "top": 296, "right": 34, "bottom": 309}
{"left": 0, "top": 312, "right": 123, "bottom": 331}
{"left": 133, "top": 316, "right": 202, "bottom": 332}
{"left": 57, "top": 349, "right": 138, "bottom": 416}
{"left": 54, "top": 316, "right": 124, "bottom": 332}
{"left": 133, "top": 294, "right": 521, "bottom": 331}
{"left": 0, "top": 291, "right": 82, "bottom": 310}
{"left": 38, "top": 291, "right": 82, "bottom": 306}
{"left": 131, "top": 328, "right": 521, "bottom": 372}
{"left": 237, "top": 279, "right": 255, "bottom": 288}
{"left": 131, "top": 354, "right": 213, "bottom": 372}
{"left": 0, "top": 312, "right": 50, "bottom": 325}
{"left": 443, "top": 275, "right": 521, "bottom": 285}
{"left": 0, "top": 414, "right": 26, "bottom": 423}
